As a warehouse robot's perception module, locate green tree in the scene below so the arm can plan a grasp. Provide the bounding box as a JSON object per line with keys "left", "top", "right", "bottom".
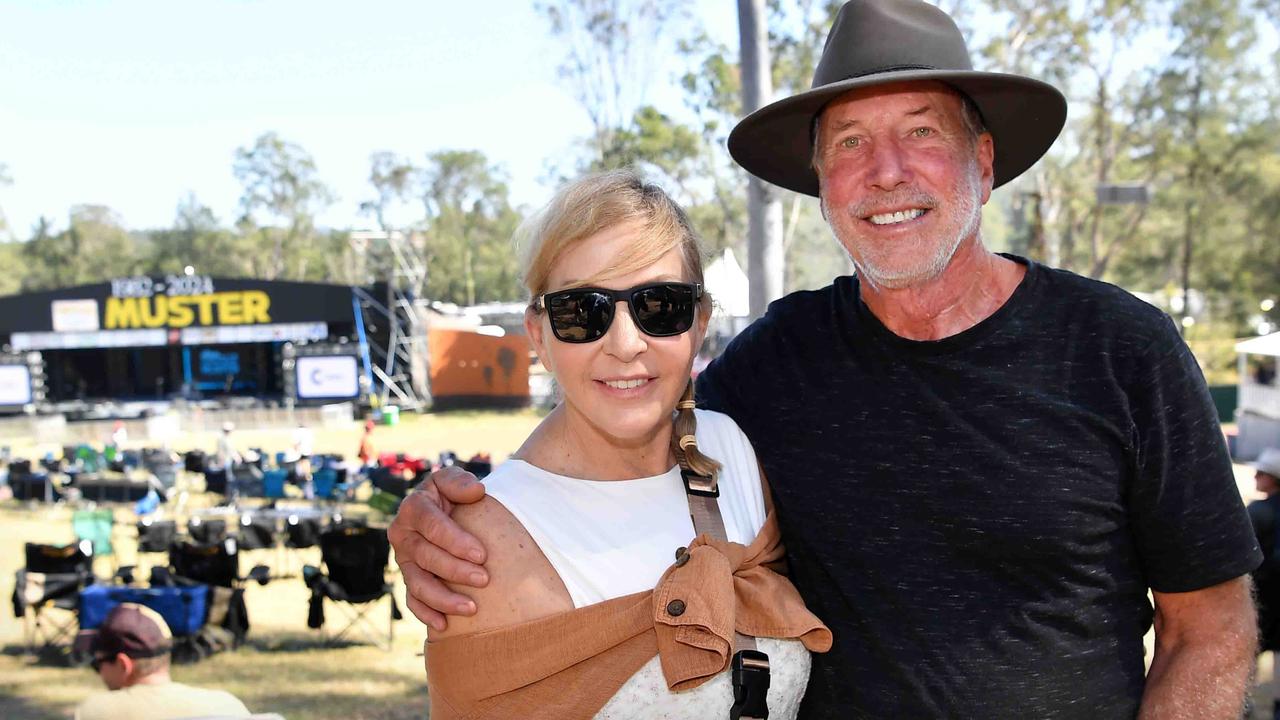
{"left": 418, "top": 150, "right": 522, "bottom": 305}
{"left": 22, "top": 205, "right": 141, "bottom": 290}
{"left": 144, "top": 194, "right": 255, "bottom": 278}
{"left": 233, "top": 132, "right": 335, "bottom": 280}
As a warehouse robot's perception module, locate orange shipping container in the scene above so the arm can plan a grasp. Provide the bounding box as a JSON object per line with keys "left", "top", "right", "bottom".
{"left": 428, "top": 327, "right": 530, "bottom": 408}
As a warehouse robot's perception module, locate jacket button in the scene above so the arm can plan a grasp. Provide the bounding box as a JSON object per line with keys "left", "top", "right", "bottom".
{"left": 674, "top": 547, "right": 689, "bottom": 567}
{"left": 666, "top": 599, "right": 686, "bottom": 617}
{"left": 674, "top": 546, "right": 687, "bottom": 561}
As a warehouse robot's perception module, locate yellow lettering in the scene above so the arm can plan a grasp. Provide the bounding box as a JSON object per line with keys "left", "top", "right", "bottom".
{"left": 167, "top": 297, "right": 194, "bottom": 327}
{"left": 218, "top": 292, "right": 243, "bottom": 324}
{"left": 193, "top": 295, "right": 216, "bottom": 325}
{"left": 242, "top": 291, "right": 271, "bottom": 324}
{"left": 139, "top": 296, "right": 168, "bottom": 328}
{"left": 104, "top": 297, "right": 142, "bottom": 329}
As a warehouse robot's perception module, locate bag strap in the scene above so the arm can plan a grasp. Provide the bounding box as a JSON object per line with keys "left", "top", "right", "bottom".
{"left": 681, "top": 467, "right": 770, "bottom": 720}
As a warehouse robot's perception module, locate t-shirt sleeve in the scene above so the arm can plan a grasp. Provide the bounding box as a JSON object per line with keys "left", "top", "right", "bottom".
{"left": 1126, "top": 315, "right": 1262, "bottom": 592}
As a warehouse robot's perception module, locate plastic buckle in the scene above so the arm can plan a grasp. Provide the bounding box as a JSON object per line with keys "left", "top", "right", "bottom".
{"left": 730, "top": 648, "right": 770, "bottom": 720}
{"left": 681, "top": 469, "right": 719, "bottom": 498}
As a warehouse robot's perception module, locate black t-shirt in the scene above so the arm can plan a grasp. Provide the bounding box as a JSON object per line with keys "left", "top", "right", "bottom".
{"left": 697, "top": 256, "right": 1261, "bottom": 719}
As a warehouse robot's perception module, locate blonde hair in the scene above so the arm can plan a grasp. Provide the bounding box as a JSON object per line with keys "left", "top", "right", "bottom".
{"left": 519, "top": 169, "right": 722, "bottom": 480}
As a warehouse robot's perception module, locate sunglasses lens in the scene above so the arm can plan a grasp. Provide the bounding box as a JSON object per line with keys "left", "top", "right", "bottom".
{"left": 631, "top": 284, "right": 696, "bottom": 336}
{"left": 547, "top": 290, "right": 614, "bottom": 342}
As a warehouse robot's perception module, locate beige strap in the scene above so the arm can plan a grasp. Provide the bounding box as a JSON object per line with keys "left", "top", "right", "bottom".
{"left": 681, "top": 471, "right": 756, "bottom": 655}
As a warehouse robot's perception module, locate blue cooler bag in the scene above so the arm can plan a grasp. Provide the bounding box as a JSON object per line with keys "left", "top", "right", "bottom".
{"left": 79, "top": 584, "right": 208, "bottom": 635}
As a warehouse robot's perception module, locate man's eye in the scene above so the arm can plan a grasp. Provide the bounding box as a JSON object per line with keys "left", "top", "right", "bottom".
{"left": 912, "top": 127, "right": 933, "bottom": 137}
{"left": 840, "top": 136, "right": 861, "bottom": 148}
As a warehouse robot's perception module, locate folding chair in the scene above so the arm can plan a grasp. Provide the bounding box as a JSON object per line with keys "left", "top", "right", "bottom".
{"left": 188, "top": 517, "right": 229, "bottom": 544}
{"left": 12, "top": 541, "right": 95, "bottom": 655}
{"left": 235, "top": 511, "right": 277, "bottom": 551}
{"left": 304, "top": 525, "right": 401, "bottom": 650}
{"left": 72, "top": 508, "right": 115, "bottom": 569}
{"left": 164, "top": 538, "right": 266, "bottom": 648}
{"left": 136, "top": 518, "right": 177, "bottom": 554}
{"left": 262, "top": 469, "right": 288, "bottom": 499}
{"left": 313, "top": 468, "right": 337, "bottom": 500}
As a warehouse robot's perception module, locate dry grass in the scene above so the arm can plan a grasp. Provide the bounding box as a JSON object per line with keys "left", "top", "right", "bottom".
{"left": 0, "top": 410, "right": 541, "bottom": 720}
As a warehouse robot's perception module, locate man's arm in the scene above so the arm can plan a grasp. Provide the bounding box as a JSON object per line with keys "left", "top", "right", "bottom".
{"left": 1138, "top": 575, "right": 1257, "bottom": 719}
{"left": 387, "top": 466, "right": 490, "bottom": 631}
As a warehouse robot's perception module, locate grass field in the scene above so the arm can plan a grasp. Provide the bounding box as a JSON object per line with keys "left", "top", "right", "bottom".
{"left": 0, "top": 410, "right": 542, "bottom": 720}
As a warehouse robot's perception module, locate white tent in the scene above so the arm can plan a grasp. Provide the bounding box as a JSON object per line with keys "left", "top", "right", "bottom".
{"left": 1236, "top": 331, "right": 1280, "bottom": 460}
{"left": 1236, "top": 331, "right": 1280, "bottom": 357}
{"left": 704, "top": 248, "right": 750, "bottom": 318}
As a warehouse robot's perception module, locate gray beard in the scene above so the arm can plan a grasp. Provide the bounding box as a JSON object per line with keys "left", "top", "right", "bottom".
{"left": 826, "top": 168, "right": 983, "bottom": 291}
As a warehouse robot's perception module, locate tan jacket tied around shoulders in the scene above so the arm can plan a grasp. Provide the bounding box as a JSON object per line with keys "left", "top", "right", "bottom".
{"left": 426, "top": 511, "right": 833, "bottom": 720}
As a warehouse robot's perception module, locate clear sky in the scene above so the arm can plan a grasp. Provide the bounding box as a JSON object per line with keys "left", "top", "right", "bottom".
{"left": 0, "top": 0, "right": 737, "bottom": 237}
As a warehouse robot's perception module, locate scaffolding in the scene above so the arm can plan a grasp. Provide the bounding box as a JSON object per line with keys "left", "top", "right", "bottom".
{"left": 349, "top": 230, "right": 432, "bottom": 411}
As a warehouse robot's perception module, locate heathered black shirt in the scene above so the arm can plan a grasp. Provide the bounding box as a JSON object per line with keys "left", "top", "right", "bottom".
{"left": 696, "top": 256, "right": 1261, "bottom": 719}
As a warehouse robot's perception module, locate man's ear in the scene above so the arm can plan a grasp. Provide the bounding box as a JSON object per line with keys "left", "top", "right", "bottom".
{"left": 524, "top": 307, "right": 553, "bottom": 373}
{"left": 976, "top": 132, "right": 995, "bottom": 205}
{"left": 118, "top": 653, "right": 135, "bottom": 679}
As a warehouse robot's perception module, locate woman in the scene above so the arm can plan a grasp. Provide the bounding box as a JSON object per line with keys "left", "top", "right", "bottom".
{"left": 425, "top": 170, "right": 830, "bottom": 719}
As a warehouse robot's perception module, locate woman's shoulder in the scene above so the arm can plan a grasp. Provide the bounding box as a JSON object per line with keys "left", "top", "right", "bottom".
{"left": 430, "top": 494, "right": 574, "bottom": 640}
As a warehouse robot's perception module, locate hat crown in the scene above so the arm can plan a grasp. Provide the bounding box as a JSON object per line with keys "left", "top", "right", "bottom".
{"left": 813, "top": 0, "right": 973, "bottom": 90}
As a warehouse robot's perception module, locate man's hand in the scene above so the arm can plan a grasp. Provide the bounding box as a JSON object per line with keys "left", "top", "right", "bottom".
{"left": 388, "top": 465, "right": 489, "bottom": 631}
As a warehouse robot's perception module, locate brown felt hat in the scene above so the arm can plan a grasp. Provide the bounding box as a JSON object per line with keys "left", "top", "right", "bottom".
{"left": 728, "top": 0, "right": 1068, "bottom": 197}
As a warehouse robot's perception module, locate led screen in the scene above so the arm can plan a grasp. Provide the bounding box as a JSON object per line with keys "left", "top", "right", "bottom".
{"left": 0, "top": 365, "right": 33, "bottom": 406}
{"left": 296, "top": 355, "right": 359, "bottom": 399}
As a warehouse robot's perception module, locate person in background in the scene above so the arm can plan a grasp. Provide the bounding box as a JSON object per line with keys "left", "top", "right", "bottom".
{"left": 216, "top": 422, "right": 241, "bottom": 503}
{"left": 1249, "top": 447, "right": 1280, "bottom": 718}
{"left": 74, "top": 603, "right": 251, "bottom": 720}
{"left": 292, "top": 423, "right": 316, "bottom": 497}
{"left": 357, "top": 419, "right": 376, "bottom": 470}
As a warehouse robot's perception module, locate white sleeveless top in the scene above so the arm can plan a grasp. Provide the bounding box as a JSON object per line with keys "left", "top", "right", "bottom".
{"left": 485, "top": 409, "right": 811, "bottom": 720}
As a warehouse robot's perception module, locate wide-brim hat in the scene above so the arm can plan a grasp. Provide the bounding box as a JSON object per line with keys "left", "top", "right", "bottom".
{"left": 728, "top": 0, "right": 1068, "bottom": 197}
{"left": 1255, "top": 448, "right": 1280, "bottom": 479}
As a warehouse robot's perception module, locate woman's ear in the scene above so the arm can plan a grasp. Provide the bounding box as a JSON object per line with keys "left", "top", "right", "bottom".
{"left": 525, "top": 307, "right": 553, "bottom": 373}
{"left": 692, "top": 295, "right": 711, "bottom": 349}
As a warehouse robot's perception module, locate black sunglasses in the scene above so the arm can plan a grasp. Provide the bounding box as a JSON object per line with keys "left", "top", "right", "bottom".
{"left": 536, "top": 282, "right": 702, "bottom": 343}
{"left": 90, "top": 655, "right": 111, "bottom": 672}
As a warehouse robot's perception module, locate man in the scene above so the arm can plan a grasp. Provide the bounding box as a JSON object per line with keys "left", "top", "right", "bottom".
{"left": 217, "top": 421, "right": 241, "bottom": 501}
{"left": 1248, "top": 450, "right": 1280, "bottom": 661}
{"left": 74, "top": 603, "right": 251, "bottom": 720}
{"left": 389, "top": 0, "right": 1261, "bottom": 717}
{"left": 292, "top": 422, "right": 315, "bottom": 497}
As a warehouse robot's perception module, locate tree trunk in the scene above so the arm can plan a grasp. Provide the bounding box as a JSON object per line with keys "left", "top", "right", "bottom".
{"left": 738, "top": 0, "right": 784, "bottom": 318}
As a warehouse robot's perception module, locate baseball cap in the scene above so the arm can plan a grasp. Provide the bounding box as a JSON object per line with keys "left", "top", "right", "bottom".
{"left": 75, "top": 603, "right": 173, "bottom": 659}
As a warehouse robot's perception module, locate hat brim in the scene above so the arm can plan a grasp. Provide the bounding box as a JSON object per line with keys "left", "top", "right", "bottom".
{"left": 728, "top": 69, "right": 1067, "bottom": 197}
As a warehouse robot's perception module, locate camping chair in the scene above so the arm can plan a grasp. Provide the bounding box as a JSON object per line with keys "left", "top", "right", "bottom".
{"left": 12, "top": 541, "right": 95, "bottom": 655}
{"left": 312, "top": 468, "right": 338, "bottom": 500}
{"left": 262, "top": 469, "right": 288, "bottom": 499}
{"left": 164, "top": 538, "right": 266, "bottom": 649}
{"left": 188, "top": 516, "right": 229, "bottom": 544}
{"left": 137, "top": 518, "right": 177, "bottom": 553}
{"left": 235, "top": 511, "right": 277, "bottom": 551}
{"left": 72, "top": 508, "right": 115, "bottom": 570}
{"left": 304, "top": 525, "right": 402, "bottom": 650}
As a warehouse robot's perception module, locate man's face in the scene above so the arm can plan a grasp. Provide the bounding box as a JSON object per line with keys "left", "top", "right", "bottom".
{"left": 813, "top": 81, "right": 994, "bottom": 290}
{"left": 93, "top": 652, "right": 129, "bottom": 690}
{"left": 1257, "top": 471, "right": 1279, "bottom": 495}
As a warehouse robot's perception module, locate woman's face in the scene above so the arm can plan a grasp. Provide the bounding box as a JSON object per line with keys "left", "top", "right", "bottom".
{"left": 526, "top": 220, "right": 707, "bottom": 447}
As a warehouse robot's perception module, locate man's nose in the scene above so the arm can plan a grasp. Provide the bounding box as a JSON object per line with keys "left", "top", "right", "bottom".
{"left": 867, "top": 137, "right": 910, "bottom": 191}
